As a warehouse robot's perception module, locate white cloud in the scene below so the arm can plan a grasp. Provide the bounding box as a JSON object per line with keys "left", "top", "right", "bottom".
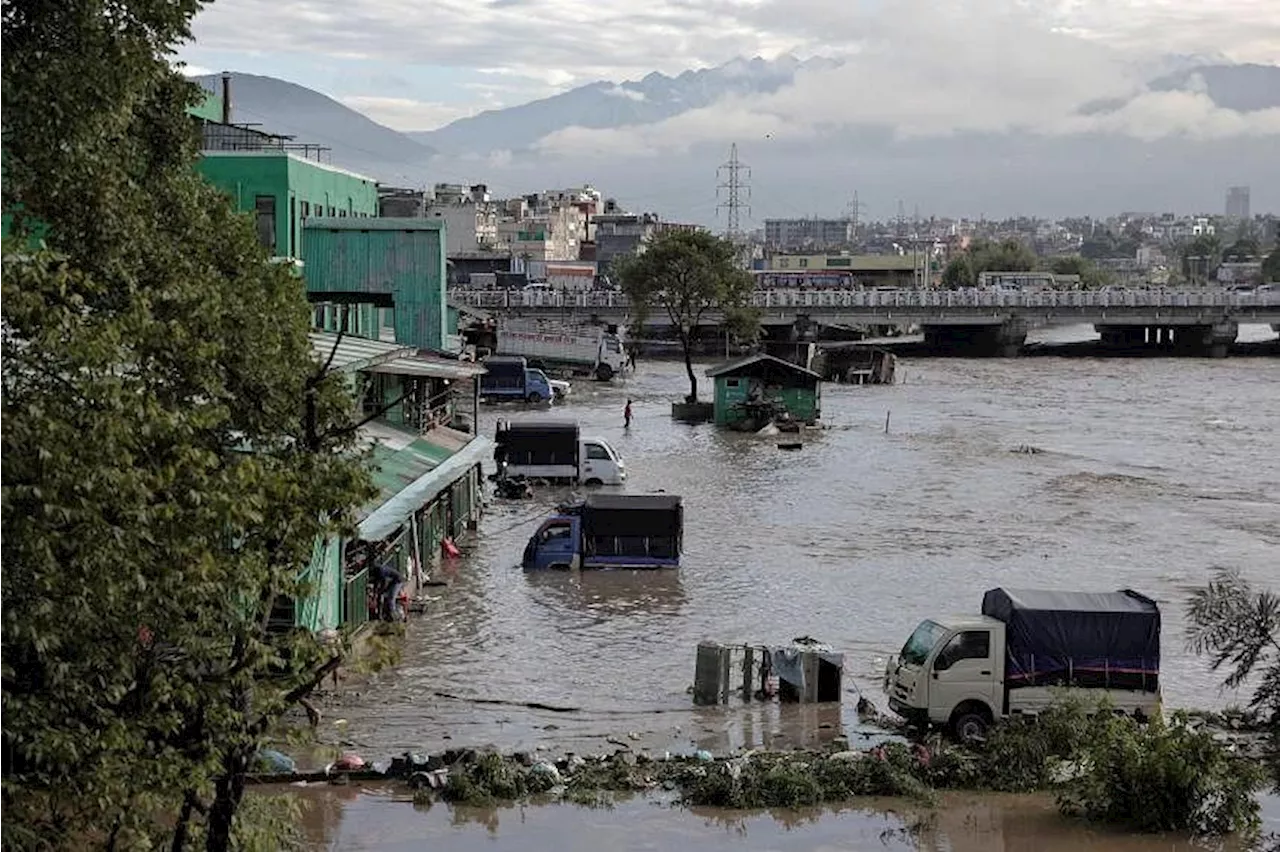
{"left": 602, "top": 85, "right": 645, "bottom": 102}
{"left": 338, "top": 95, "right": 475, "bottom": 131}
{"left": 531, "top": 0, "right": 1279, "bottom": 156}
{"left": 176, "top": 62, "right": 214, "bottom": 77}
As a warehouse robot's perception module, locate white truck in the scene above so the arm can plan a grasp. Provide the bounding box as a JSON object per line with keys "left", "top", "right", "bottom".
{"left": 884, "top": 587, "right": 1162, "bottom": 741}
{"left": 496, "top": 320, "right": 628, "bottom": 381}
{"left": 493, "top": 420, "right": 626, "bottom": 486}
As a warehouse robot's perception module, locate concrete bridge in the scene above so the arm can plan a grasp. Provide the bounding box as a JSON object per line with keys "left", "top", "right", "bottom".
{"left": 451, "top": 287, "right": 1280, "bottom": 357}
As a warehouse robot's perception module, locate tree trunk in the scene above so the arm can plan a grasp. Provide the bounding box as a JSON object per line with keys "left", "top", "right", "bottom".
{"left": 205, "top": 750, "right": 248, "bottom": 852}
{"left": 680, "top": 335, "right": 698, "bottom": 402}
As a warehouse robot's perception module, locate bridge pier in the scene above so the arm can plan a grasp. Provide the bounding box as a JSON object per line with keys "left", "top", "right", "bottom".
{"left": 921, "top": 318, "right": 1026, "bottom": 357}
{"left": 1095, "top": 321, "right": 1237, "bottom": 357}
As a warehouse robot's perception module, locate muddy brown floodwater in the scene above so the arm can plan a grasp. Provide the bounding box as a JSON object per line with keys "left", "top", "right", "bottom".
{"left": 299, "top": 336, "right": 1280, "bottom": 847}
{"left": 283, "top": 785, "right": 1280, "bottom": 852}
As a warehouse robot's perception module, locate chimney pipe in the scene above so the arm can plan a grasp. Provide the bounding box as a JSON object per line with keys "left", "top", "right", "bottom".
{"left": 220, "top": 71, "right": 232, "bottom": 124}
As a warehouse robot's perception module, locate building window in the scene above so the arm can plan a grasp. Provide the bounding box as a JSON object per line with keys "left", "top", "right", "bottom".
{"left": 301, "top": 201, "right": 311, "bottom": 219}
{"left": 254, "top": 195, "right": 277, "bottom": 251}
{"left": 338, "top": 209, "right": 347, "bottom": 218}
{"left": 329, "top": 206, "right": 336, "bottom": 217}
{"left": 289, "top": 197, "right": 297, "bottom": 258}
{"left": 798, "top": 258, "right": 808, "bottom": 268}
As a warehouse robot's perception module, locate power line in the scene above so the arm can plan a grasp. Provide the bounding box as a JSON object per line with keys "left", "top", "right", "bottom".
{"left": 716, "top": 143, "right": 751, "bottom": 241}
{"left": 844, "top": 191, "right": 866, "bottom": 243}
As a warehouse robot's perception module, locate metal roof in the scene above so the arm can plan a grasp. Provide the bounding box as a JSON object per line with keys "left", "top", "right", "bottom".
{"left": 370, "top": 356, "right": 486, "bottom": 380}
{"left": 358, "top": 423, "right": 492, "bottom": 542}
{"left": 304, "top": 217, "right": 445, "bottom": 232}
{"left": 705, "top": 353, "right": 823, "bottom": 380}
{"left": 309, "top": 331, "right": 414, "bottom": 374}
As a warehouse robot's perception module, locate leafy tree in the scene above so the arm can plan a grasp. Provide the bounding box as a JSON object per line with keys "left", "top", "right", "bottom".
{"left": 1264, "top": 248, "right": 1280, "bottom": 283}
{"left": 940, "top": 238, "right": 1037, "bottom": 288}
{"left": 1179, "top": 234, "right": 1223, "bottom": 284}
{"left": 1187, "top": 568, "right": 1280, "bottom": 791}
{"left": 616, "top": 230, "right": 756, "bottom": 402}
{"left": 2, "top": 0, "right": 371, "bottom": 849}
{"left": 1047, "top": 255, "right": 1112, "bottom": 289}
{"left": 1081, "top": 232, "right": 1140, "bottom": 261}
{"left": 1222, "top": 236, "right": 1260, "bottom": 263}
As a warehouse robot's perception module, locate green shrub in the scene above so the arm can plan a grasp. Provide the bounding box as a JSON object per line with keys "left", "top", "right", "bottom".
{"left": 1057, "top": 711, "right": 1263, "bottom": 836}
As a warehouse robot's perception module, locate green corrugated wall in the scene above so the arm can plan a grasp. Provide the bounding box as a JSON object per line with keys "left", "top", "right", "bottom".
{"left": 303, "top": 220, "right": 449, "bottom": 352}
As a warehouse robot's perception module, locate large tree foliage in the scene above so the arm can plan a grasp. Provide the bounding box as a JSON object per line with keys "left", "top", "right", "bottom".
{"left": 1047, "top": 255, "right": 1112, "bottom": 289}
{"left": 616, "top": 230, "right": 756, "bottom": 402}
{"left": 1262, "top": 247, "right": 1280, "bottom": 283}
{"left": 1, "top": 0, "right": 371, "bottom": 848}
{"left": 1187, "top": 568, "right": 1280, "bottom": 791}
{"left": 940, "top": 238, "right": 1038, "bottom": 288}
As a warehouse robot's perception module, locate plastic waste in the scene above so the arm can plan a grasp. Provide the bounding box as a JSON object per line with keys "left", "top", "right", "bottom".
{"left": 255, "top": 749, "right": 296, "bottom": 774}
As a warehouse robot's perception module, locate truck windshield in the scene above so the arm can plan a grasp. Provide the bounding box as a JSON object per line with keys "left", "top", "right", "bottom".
{"left": 900, "top": 620, "right": 947, "bottom": 666}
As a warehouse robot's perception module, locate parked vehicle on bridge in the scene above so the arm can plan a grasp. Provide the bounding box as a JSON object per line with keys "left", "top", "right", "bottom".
{"left": 494, "top": 419, "right": 625, "bottom": 485}
{"left": 495, "top": 319, "right": 628, "bottom": 381}
{"left": 884, "top": 587, "right": 1161, "bottom": 741}
{"left": 521, "top": 494, "right": 682, "bottom": 571}
{"left": 480, "top": 355, "right": 555, "bottom": 403}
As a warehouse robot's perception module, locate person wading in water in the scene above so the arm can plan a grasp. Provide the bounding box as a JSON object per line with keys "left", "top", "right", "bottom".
{"left": 624, "top": 399, "right": 633, "bottom": 429}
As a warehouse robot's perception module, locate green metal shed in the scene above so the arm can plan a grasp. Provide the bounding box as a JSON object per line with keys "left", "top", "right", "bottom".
{"left": 706, "top": 353, "right": 823, "bottom": 430}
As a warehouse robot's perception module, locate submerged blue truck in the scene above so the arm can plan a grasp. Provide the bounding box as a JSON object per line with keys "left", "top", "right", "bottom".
{"left": 521, "top": 494, "right": 683, "bottom": 571}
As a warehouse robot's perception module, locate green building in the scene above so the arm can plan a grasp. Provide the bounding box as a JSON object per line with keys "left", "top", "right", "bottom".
{"left": 706, "top": 353, "right": 823, "bottom": 430}
{"left": 304, "top": 218, "right": 450, "bottom": 353}
{"left": 286, "top": 331, "right": 489, "bottom": 633}
{"left": 197, "top": 151, "right": 379, "bottom": 262}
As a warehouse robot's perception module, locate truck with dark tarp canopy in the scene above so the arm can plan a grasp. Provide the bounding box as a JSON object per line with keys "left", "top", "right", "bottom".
{"left": 980, "top": 587, "right": 1160, "bottom": 692}
{"left": 883, "top": 586, "right": 1163, "bottom": 741}
{"left": 521, "top": 494, "right": 683, "bottom": 571}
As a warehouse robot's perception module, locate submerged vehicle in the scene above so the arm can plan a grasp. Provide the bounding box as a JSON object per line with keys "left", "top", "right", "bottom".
{"left": 493, "top": 420, "right": 624, "bottom": 486}
{"left": 480, "top": 355, "right": 555, "bottom": 403}
{"left": 884, "top": 587, "right": 1161, "bottom": 741}
{"left": 522, "top": 494, "right": 683, "bottom": 571}
{"left": 495, "top": 320, "right": 628, "bottom": 381}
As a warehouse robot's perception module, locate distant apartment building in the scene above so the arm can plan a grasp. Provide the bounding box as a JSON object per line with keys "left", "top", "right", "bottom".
{"left": 498, "top": 203, "right": 586, "bottom": 262}
{"left": 764, "top": 218, "right": 853, "bottom": 250}
{"left": 422, "top": 183, "right": 500, "bottom": 255}
{"left": 1225, "top": 186, "right": 1250, "bottom": 220}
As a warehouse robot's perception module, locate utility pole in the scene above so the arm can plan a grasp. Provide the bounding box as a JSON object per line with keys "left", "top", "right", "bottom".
{"left": 716, "top": 143, "right": 751, "bottom": 242}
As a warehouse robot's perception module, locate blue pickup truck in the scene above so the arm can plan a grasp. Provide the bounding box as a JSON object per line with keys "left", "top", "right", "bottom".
{"left": 480, "top": 355, "right": 554, "bottom": 403}
{"left": 521, "top": 494, "right": 683, "bottom": 571}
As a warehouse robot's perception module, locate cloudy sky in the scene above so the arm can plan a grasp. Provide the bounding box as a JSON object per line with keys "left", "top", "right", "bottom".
{"left": 180, "top": 0, "right": 1280, "bottom": 132}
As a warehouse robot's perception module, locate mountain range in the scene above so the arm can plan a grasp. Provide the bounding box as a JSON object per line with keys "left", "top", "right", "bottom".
{"left": 197, "top": 58, "right": 1280, "bottom": 219}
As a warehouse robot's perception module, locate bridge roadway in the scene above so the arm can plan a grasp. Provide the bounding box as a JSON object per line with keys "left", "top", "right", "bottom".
{"left": 451, "top": 287, "right": 1280, "bottom": 357}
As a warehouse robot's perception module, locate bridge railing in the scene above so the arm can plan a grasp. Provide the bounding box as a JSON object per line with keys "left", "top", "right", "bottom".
{"left": 448, "top": 288, "right": 1279, "bottom": 311}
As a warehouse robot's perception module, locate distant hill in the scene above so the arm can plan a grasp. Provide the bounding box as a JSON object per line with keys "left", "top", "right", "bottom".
{"left": 408, "top": 55, "right": 840, "bottom": 155}
{"left": 194, "top": 73, "right": 434, "bottom": 182}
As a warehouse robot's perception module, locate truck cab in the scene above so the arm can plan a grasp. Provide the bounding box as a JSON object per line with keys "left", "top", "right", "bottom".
{"left": 885, "top": 616, "right": 1008, "bottom": 741}
{"left": 522, "top": 494, "right": 682, "bottom": 571}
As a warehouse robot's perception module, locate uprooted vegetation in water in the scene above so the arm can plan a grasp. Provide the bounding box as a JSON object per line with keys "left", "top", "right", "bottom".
{"left": 406, "top": 702, "right": 1268, "bottom": 838}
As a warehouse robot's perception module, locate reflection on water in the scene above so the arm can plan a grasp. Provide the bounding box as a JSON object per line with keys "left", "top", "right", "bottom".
{"left": 293, "top": 786, "right": 1280, "bottom": 852}
{"left": 314, "top": 355, "right": 1280, "bottom": 763}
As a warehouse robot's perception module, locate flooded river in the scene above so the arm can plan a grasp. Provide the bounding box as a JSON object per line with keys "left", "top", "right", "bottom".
{"left": 305, "top": 340, "right": 1280, "bottom": 848}
{"left": 290, "top": 786, "right": 1280, "bottom": 851}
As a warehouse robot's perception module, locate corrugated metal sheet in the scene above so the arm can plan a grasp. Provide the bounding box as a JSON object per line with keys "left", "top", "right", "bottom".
{"left": 304, "top": 221, "right": 448, "bottom": 352}
{"left": 356, "top": 422, "right": 490, "bottom": 537}
{"left": 309, "top": 331, "right": 413, "bottom": 373}
{"left": 359, "top": 429, "right": 492, "bottom": 542}
{"left": 370, "top": 356, "right": 485, "bottom": 381}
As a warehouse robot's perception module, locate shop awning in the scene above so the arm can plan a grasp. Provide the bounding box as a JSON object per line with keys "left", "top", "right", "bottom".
{"left": 358, "top": 427, "right": 492, "bottom": 543}
{"left": 309, "top": 331, "right": 413, "bottom": 374}
{"left": 370, "top": 357, "right": 486, "bottom": 380}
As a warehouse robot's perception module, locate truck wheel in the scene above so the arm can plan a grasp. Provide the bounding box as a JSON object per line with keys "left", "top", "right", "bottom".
{"left": 951, "top": 708, "right": 992, "bottom": 743}
{"left": 584, "top": 478, "right": 603, "bottom": 487}
{"left": 595, "top": 363, "right": 614, "bottom": 381}
{"left": 526, "top": 392, "right": 544, "bottom": 403}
